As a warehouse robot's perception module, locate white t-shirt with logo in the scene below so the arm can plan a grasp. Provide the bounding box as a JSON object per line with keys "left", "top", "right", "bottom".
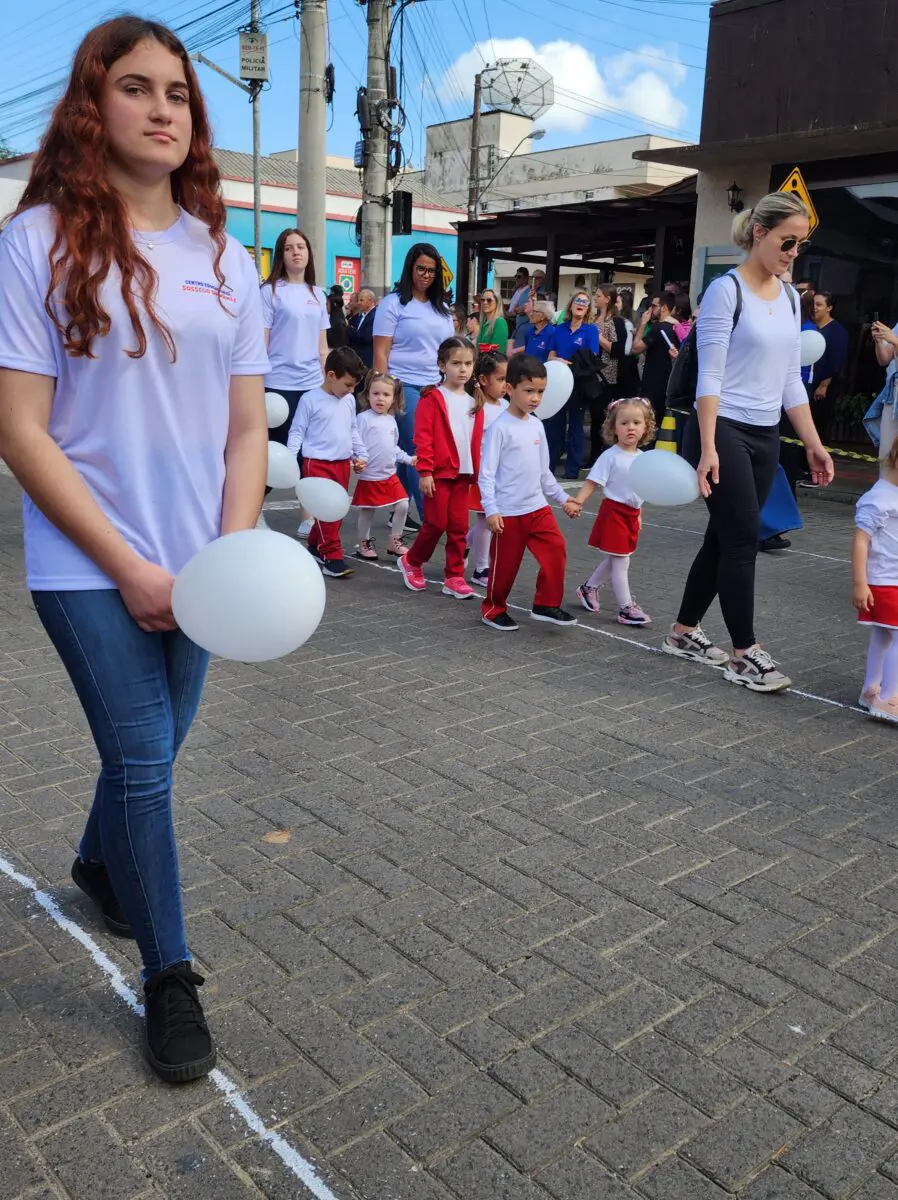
{"left": 372, "top": 292, "right": 454, "bottom": 388}
{"left": 260, "top": 280, "right": 329, "bottom": 391}
{"left": 0, "top": 204, "right": 269, "bottom": 590}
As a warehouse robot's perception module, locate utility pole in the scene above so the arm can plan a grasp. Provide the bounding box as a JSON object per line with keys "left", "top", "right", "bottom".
{"left": 249, "top": 0, "right": 262, "bottom": 273}
{"left": 466, "top": 71, "right": 482, "bottom": 307}
{"left": 298, "top": 0, "right": 328, "bottom": 269}
{"left": 361, "top": 0, "right": 392, "bottom": 295}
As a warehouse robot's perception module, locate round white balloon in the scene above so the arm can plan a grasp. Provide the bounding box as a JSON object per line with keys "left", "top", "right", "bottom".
{"left": 267, "top": 442, "right": 300, "bottom": 490}
{"left": 264, "top": 391, "right": 289, "bottom": 429}
{"left": 629, "top": 449, "right": 700, "bottom": 507}
{"left": 800, "top": 328, "right": 827, "bottom": 367}
{"left": 296, "top": 476, "right": 351, "bottom": 522}
{"left": 537, "top": 360, "right": 574, "bottom": 420}
{"left": 172, "top": 530, "right": 326, "bottom": 662}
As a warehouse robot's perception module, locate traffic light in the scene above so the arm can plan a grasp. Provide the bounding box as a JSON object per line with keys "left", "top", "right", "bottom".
{"left": 392, "top": 190, "right": 412, "bottom": 236}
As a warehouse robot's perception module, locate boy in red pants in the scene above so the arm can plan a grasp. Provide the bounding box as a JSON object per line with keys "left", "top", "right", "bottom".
{"left": 287, "top": 347, "right": 367, "bottom": 577}
{"left": 478, "top": 354, "right": 580, "bottom": 631}
{"left": 398, "top": 337, "right": 485, "bottom": 599}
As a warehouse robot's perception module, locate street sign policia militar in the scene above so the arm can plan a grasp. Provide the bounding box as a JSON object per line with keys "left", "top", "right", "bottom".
{"left": 238, "top": 31, "right": 269, "bottom": 82}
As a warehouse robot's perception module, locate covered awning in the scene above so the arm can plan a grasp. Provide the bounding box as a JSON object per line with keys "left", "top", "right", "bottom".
{"left": 454, "top": 177, "right": 697, "bottom": 302}
{"left": 633, "top": 122, "right": 898, "bottom": 170}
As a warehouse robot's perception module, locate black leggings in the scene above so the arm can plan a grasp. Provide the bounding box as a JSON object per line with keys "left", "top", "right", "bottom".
{"left": 676, "top": 413, "right": 780, "bottom": 649}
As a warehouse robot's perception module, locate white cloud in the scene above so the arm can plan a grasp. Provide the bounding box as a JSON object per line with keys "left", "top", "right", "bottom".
{"left": 439, "top": 38, "right": 689, "bottom": 136}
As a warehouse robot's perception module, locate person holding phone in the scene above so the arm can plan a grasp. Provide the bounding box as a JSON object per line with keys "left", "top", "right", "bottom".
{"left": 632, "top": 291, "right": 680, "bottom": 430}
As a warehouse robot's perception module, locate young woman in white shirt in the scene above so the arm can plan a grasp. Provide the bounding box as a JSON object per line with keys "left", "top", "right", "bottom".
{"left": 662, "top": 192, "right": 834, "bottom": 691}
{"left": 0, "top": 17, "right": 268, "bottom": 1082}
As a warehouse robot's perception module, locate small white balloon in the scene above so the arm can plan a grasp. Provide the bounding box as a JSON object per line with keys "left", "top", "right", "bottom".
{"left": 173, "top": 530, "right": 326, "bottom": 662}
{"left": 629, "top": 448, "right": 700, "bottom": 507}
{"left": 296, "top": 476, "right": 351, "bottom": 522}
{"left": 537, "top": 360, "right": 574, "bottom": 420}
{"left": 800, "top": 328, "right": 827, "bottom": 367}
{"left": 264, "top": 391, "right": 289, "bottom": 429}
{"left": 267, "top": 442, "right": 300, "bottom": 490}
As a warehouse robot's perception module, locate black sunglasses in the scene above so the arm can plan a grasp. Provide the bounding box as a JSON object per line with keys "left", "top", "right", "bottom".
{"left": 779, "top": 236, "right": 812, "bottom": 253}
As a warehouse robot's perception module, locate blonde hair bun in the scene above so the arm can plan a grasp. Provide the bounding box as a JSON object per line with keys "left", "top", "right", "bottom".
{"left": 731, "top": 191, "right": 809, "bottom": 251}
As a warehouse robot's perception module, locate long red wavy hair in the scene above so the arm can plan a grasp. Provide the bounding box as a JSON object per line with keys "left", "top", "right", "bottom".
{"left": 15, "top": 16, "right": 227, "bottom": 360}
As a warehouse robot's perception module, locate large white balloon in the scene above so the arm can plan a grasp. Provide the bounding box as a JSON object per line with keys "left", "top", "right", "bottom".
{"left": 538, "top": 360, "right": 574, "bottom": 420}
{"left": 629, "top": 448, "right": 700, "bottom": 507}
{"left": 800, "top": 328, "right": 827, "bottom": 367}
{"left": 267, "top": 442, "right": 301, "bottom": 490}
{"left": 296, "top": 476, "right": 351, "bottom": 522}
{"left": 173, "top": 530, "right": 326, "bottom": 662}
{"left": 264, "top": 391, "right": 289, "bottom": 429}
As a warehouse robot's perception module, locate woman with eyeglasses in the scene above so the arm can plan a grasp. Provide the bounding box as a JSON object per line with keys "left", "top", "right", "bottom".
{"left": 373, "top": 244, "right": 453, "bottom": 528}
{"left": 663, "top": 191, "right": 834, "bottom": 693}
{"left": 476, "top": 289, "right": 509, "bottom": 355}
{"left": 548, "top": 291, "right": 599, "bottom": 477}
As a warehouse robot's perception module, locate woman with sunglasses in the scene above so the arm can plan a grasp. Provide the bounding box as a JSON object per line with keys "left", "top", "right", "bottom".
{"left": 373, "top": 244, "right": 453, "bottom": 528}
{"left": 663, "top": 191, "right": 834, "bottom": 693}
{"left": 476, "top": 289, "right": 509, "bottom": 355}
{"left": 548, "top": 291, "right": 599, "bottom": 477}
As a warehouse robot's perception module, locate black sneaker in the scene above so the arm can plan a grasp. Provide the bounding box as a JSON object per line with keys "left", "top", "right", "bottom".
{"left": 71, "top": 857, "right": 132, "bottom": 938}
{"left": 144, "top": 962, "right": 216, "bottom": 1084}
{"left": 405, "top": 515, "right": 422, "bottom": 533}
{"left": 322, "top": 558, "right": 354, "bottom": 578}
{"left": 482, "top": 611, "right": 518, "bottom": 631}
{"left": 759, "top": 535, "right": 791, "bottom": 552}
{"left": 307, "top": 545, "right": 325, "bottom": 565}
{"left": 531, "top": 605, "right": 577, "bottom": 627}
{"left": 471, "top": 568, "right": 489, "bottom": 586}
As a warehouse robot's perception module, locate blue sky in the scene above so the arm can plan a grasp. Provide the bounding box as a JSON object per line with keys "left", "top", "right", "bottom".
{"left": 0, "top": 0, "right": 710, "bottom": 165}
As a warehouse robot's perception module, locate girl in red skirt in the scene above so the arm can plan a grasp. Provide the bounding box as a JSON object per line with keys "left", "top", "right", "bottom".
{"left": 570, "top": 397, "right": 656, "bottom": 625}
{"left": 353, "top": 371, "right": 416, "bottom": 559}
{"left": 853, "top": 434, "right": 898, "bottom": 722}
{"left": 466, "top": 350, "right": 508, "bottom": 586}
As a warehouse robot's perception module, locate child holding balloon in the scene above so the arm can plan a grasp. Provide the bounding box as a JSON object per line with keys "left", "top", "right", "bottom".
{"left": 398, "top": 337, "right": 484, "bottom": 599}
{"left": 287, "top": 346, "right": 367, "bottom": 577}
{"left": 353, "top": 371, "right": 416, "bottom": 559}
{"left": 466, "top": 350, "right": 508, "bottom": 586}
{"left": 853, "top": 434, "right": 898, "bottom": 723}
{"left": 569, "top": 398, "right": 656, "bottom": 626}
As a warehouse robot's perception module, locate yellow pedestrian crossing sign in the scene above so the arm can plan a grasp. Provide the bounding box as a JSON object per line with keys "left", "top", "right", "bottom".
{"left": 440, "top": 258, "right": 454, "bottom": 290}
{"left": 778, "top": 167, "right": 819, "bottom": 236}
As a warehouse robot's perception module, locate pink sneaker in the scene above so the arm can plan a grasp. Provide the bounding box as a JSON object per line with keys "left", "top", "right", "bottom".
{"left": 354, "top": 539, "right": 378, "bottom": 560}
{"left": 858, "top": 685, "right": 880, "bottom": 712}
{"left": 869, "top": 694, "right": 898, "bottom": 724}
{"left": 617, "top": 602, "right": 652, "bottom": 627}
{"left": 576, "top": 583, "right": 600, "bottom": 613}
{"left": 398, "top": 555, "right": 426, "bottom": 592}
{"left": 442, "top": 576, "right": 475, "bottom": 599}
{"left": 387, "top": 535, "right": 408, "bottom": 557}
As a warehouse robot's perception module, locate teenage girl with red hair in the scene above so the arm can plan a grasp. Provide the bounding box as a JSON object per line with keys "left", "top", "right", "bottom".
{"left": 0, "top": 17, "right": 268, "bottom": 1082}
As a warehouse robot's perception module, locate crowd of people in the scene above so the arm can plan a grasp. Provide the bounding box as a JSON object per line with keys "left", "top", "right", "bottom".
{"left": 0, "top": 13, "right": 894, "bottom": 1097}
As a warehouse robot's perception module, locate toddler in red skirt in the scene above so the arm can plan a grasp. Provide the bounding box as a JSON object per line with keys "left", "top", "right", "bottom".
{"left": 853, "top": 434, "right": 898, "bottom": 722}
{"left": 568, "top": 397, "right": 656, "bottom": 626}
{"left": 353, "top": 371, "right": 416, "bottom": 560}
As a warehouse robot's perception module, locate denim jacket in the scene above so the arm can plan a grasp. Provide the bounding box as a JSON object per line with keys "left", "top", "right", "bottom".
{"left": 864, "top": 372, "right": 897, "bottom": 448}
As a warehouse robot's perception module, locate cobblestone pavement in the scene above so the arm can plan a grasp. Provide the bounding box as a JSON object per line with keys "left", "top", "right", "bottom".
{"left": 3, "top": 471, "right": 898, "bottom": 1200}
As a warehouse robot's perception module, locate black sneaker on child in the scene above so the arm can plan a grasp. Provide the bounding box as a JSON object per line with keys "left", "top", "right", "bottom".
{"left": 144, "top": 962, "right": 216, "bottom": 1084}
{"left": 404, "top": 515, "right": 422, "bottom": 533}
{"left": 482, "top": 611, "right": 518, "bottom": 631}
{"left": 71, "top": 857, "right": 132, "bottom": 938}
{"left": 322, "top": 558, "right": 354, "bottom": 578}
{"left": 530, "top": 605, "right": 577, "bottom": 627}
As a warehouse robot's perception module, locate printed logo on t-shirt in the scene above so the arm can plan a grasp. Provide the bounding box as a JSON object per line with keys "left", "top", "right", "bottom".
{"left": 181, "top": 279, "right": 236, "bottom": 303}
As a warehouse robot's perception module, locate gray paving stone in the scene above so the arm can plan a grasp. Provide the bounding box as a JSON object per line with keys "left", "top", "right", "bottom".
{"left": 38, "top": 1115, "right": 152, "bottom": 1200}
{"left": 586, "top": 1086, "right": 709, "bottom": 1177}
{"left": 532, "top": 1149, "right": 640, "bottom": 1199}
{"left": 623, "top": 1031, "right": 746, "bottom": 1117}
{"left": 431, "top": 1138, "right": 552, "bottom": 1200}
{"left": 682, "top": 1096, "right": 805, "bottom": 1189}
{"left": 781, "top": 1105, "right": 898, "bottom": 1198}
{"left": 638, "top": 1156, "right": 730, "bottom": 1199}
{"left": 485, "top": 1079, "right": 611, "bottom": 1172}
{"left": 389, "top": 1072, "right": 520, "bottom": 1161}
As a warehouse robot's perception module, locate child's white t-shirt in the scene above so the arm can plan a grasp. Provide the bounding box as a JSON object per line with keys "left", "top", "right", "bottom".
{"left": 356, "top": 410, "right": 412, "bottom": 481}
{"left": 0, "top": 205, "right": 269, "bottom": 590}
{"left": 482, "top": 399, "right": 508, "bottom": 431}
{"left": 856, "top": 479, "right": 898, "bottom": 586}
{"left": 260, "top": 280, "right": 329, "bottom": 391}
{"left": 587, "top": 444, "right": 644, "bottom": 509}
{"left": 442, "top": 388, "right": 474, "bottom": 474}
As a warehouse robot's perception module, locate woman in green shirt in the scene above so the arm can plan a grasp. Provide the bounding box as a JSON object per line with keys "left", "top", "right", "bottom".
{"left": 477, "top": 288, "right": 510, "bottom": 354}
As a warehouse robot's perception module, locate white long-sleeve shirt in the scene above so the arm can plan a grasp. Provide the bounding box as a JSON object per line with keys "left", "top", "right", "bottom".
{"left": 856, "top": 479, "right": 898, "bottom": 586}
{"left": 696, "top": 271, "right": 806, "bottom": 425}
{"left": 478, "top": 410, "right": 568, "bottom": 518}
{"left": 355, "top": 409, "right": 413, "bottom": 481}
{"left": 286, "top": 387, "right": 366, "bottom": 461}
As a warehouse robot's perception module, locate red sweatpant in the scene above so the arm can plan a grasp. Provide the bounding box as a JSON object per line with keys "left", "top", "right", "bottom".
{"left": 483, "top": 506, "right": 566, "bottom": 619}
{"left": 407, "top": 475, "right": 471, "bottom": 579}
{"left": 304, "top": 458, "right": 351, "bottom": 561}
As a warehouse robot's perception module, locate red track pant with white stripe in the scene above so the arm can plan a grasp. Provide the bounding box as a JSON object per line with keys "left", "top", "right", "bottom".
{"left": 407, "top": 475, "right": 471, "bottom": 579}
{"left": 304, "top": 458, "right": 351, "bottom": 561}
{"left": 483, "top": 506, "right": 567, "bottom": 620}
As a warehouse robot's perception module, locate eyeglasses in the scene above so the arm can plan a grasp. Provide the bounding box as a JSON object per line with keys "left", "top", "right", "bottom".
{"left": 572, "top": 297, "right": 589, "bottom": 305}
{"left": 414, "top": 264, "right": 437, "bottom": 276}
{"left": 779, "top": 236, "right": 812, "bottom": 254}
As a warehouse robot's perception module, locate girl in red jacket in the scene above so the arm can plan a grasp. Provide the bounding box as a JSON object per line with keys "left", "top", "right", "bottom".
{"left": 398, "top": 337, "right": 484, "bottom": 598}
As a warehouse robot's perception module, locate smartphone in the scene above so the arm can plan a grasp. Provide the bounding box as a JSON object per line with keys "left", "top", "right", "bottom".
{"left": 874, "top": 311, "right": 880, "bottom": 324}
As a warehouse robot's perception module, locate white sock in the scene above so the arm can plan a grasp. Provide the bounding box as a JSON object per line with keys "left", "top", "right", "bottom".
{"left": 391, "top": 499, "right": 409, "bottom": 539}
{"left": 864, "top": 626, "right": 891, "bottom": 692}
{"left": 878, "top": 630, "right": 898, "bottom": 699}
{"left": 357, "top": 509, "right": 374, "bottom": 542}
{"left": 471, "top": 515, "right": 491, "bottom": 572}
